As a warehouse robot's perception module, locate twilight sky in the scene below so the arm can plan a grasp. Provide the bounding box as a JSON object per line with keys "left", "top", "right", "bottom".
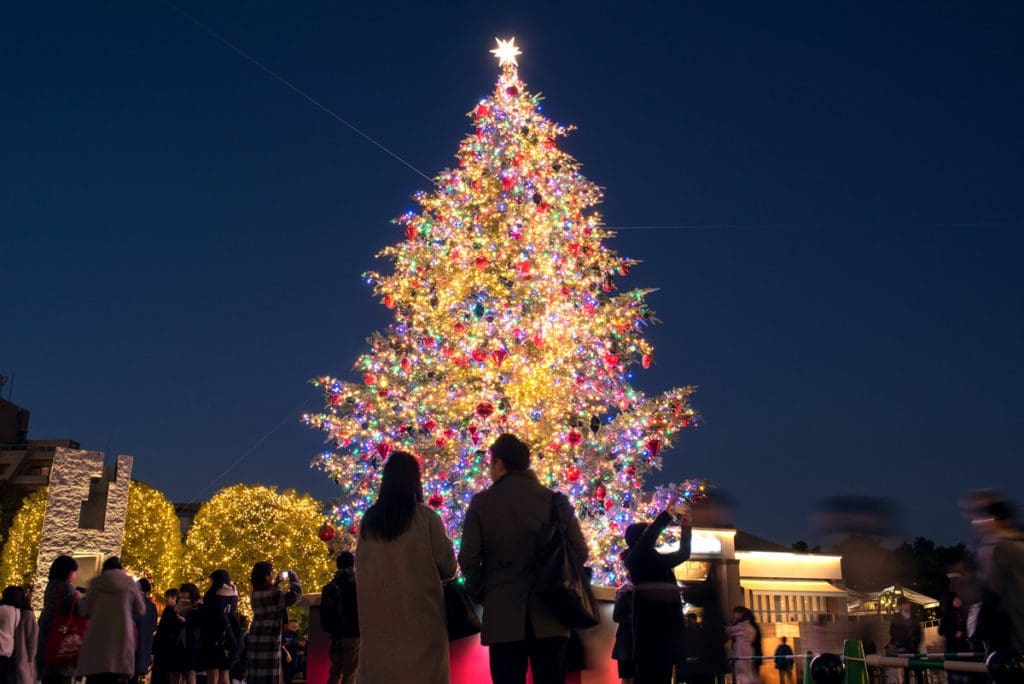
{"left": 4, "top": 1, "right": 1022, "bottom": 546}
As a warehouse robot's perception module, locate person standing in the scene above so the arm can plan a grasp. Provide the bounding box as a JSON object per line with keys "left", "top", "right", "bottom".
{"left": 773, "top": 636, "right": 794, "bottom": 684}
{"left": 356, "top": 451, "right": 457, "bottom": 684}
{"left": 621, "top": 504, "right": 692, "bottom": 684}
{"left": 888, "top": 597, "right": 923, "bottom": 684}
{"left": 76, "top": 557, "right": 146, "bottom": 684}
{"left": 5, "top": 586, "right": 38, "bottom": 684}
{"left": 37, "top": 556, "right": 80, "bottom": 684}
{"left": 727, "top": 607, "right": 761, "bottom": 684}
{"left": 0, "top": 586, "right": 24, "bottom": 684}
{"left": 167, "top": 584, "right": 202, "bottom": 684}
{"left": 200, "top": 570, "right": 241, "bottom": 684}
{"left": 246, "top": 562, "right": 301, "bottom": 684}
{"left": 459, "top": 434, "right": 588, "bottom": 684}
{"left": 133, "top": 580, "right": 158, "bottom": 684}
{"left": 153, "top": 589, "right": 181, "bottom": 684}
{"left": 320, "top": 552, "right": 359, "bottom": 684}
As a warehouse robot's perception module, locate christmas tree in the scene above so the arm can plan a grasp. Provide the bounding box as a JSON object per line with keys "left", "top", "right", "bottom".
{"left": 306, "top": 38, "right": 705, "bottom": 581}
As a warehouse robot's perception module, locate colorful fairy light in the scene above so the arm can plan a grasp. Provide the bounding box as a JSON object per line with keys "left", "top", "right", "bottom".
{"left": 305, "top": 38, "right": 707, "bottom": 583}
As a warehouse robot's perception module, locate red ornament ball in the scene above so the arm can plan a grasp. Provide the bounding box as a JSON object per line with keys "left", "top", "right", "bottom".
{"left": 642, "top": 353, "right": 652, "bottom": 369}
{"left": 318, "top": 524, "right": 336, "bottom": 542}
{"left": 506, "top": 85, "right": 519, "bottom": 97}
{"left": 604, "top": 353, "right": 620, "bottom": 367}
{"left": 428, "top": 493, "right": 445, "bottom": 508}
{"left": 646, "top": 439, "right": 662, "bottom": 458}
{"left": 567, "top": 430, "right": 583, "bottom": 446}
{"left": 566, "top": 465, "right": 581, "bottom": 482}
{"left": 475, "top": 256, "right": 490, "bottom": 269}
{"left": 476, "top": 401, "right": 496, "bottom": 418}
{"left": 595, "top": 485, "right": 607, "bottom": 500}
{"left": 363, "top": 373, "right": 377, "bottom": 386}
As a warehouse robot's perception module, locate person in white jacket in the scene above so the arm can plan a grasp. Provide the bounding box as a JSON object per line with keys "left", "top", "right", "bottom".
{"left": 76, "top": 557, "right": 145, "bottom": 684}
{"left": 727, "top": 607, "right": 762, "bottom": 684}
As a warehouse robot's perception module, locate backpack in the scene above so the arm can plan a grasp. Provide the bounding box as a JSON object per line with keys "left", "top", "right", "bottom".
{"left": 320, "top": 580, "right": 349, "bottom": 636}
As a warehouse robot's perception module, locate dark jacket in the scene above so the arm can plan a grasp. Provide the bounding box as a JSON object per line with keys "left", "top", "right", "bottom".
{"left": 939, "top": 605, "right": 969, "bottom": 653}
{"left": 458, "top": 469, "right": 589, "bottom": 644}
{"left": 774, "top": 643, "right": 794, "bottom": 670}
{"left": 622, "top": 510, "right": 691, "bottom": 666}
{"left": 135, "top": 595, "right": 159, "bottom": 676}
{"left": 889, "top": 613, "right": 922, "bottom": 654}
{"left": 320, "top": 570, "right": 359, "bottom": 638}
{"left": 199, "top": 585, "right": 242, "bottom": 670}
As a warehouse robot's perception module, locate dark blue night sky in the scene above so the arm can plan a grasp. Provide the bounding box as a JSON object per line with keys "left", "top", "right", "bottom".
{"left": 4, "top": 2, "right": 1022, "bottom": 546}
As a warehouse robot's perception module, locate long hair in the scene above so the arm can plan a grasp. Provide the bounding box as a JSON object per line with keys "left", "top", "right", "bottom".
{"left": 250, "top": 561, "right": 274, "bottom": 592}
{"left": 1, "top": 586, "right": 26, "bottom": 610}
{"left": 361, "top": 451, "right": 423, "bottom": 542}
{"left": 205, "top": 569, "right": 231, "bottom": 604}
{"left": 48, "top": 555, "right": 77, "bottom": 583}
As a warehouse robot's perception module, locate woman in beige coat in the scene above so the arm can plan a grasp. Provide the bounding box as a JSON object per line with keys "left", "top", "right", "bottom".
{"left": 76, "top": 557, "right": 145, "bottom": 681}
{"left": 355, "top": 451, "right": 457, "bottom": 684}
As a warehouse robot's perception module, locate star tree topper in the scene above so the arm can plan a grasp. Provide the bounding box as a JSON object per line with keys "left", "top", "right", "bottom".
{"left": 490, "top": 37, "right": 521, "bottom": 67}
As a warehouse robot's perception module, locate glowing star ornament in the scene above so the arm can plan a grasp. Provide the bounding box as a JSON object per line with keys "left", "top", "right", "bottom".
{"left": 490, "top": 37, "right": 522, "bottom": 68}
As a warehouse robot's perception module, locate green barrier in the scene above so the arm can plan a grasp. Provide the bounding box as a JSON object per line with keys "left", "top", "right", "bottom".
{"left": 844, "top": 640, "right": 868, "bottom": 684}
{"left": 804, "top": 650, "right": 814, "bottom": 684}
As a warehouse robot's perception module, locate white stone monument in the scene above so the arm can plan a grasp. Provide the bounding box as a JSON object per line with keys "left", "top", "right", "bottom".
{"left": 32, "top": 447, "right": 133, "bottom": 609}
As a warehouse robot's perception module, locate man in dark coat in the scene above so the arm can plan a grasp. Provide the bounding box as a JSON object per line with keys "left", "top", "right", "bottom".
{"left": 459, "top": 433, "right": 589, "bottom": 684}
{"left": 320, "top": 552, "right": 359, "bottom": 684}
{"left": 622, "top": 504, "right": 692, "bottom": 684}
{"left": 889, "top": 597, "right": 924, "bottom": 684}
{"left": 133, "top": 579, "right": 159, "bottom": 684}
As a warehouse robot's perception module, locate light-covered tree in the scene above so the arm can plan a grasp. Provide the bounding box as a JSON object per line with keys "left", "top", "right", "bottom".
{"left": 0, "top": 487, "right": 47, "bottom": 588}
{"left": 122, "top": 481, "right": 183, "bottom": 593}
{"left": 182, "top": 484, "right": 333, "bottom": 614}
{"left": 0, "top": 482, "right": 183, "bottom": 593}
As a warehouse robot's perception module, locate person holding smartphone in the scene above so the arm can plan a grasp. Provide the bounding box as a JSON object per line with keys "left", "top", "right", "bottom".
{"left": 246, "top": 563, "right": 301, "bottom": 684}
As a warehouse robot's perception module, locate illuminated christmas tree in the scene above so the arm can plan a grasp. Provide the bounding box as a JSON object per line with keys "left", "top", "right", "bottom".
{"left": 306, "top": 38, "right": 705, "bottom": 581}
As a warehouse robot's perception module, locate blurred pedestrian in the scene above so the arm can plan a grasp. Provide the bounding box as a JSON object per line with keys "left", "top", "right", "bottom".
{"left": 967, "top": 495, "right": 1024, "bottom": 652}
{"left": 358, "top": 451, "right": 456, "bottom": 684}
{"left": 76, "top": 556, "right": 145, "bottom": 684}
{"left": 246, "top": 562, "right": 301, "bottom": 684}
{"left": 727, "top": 607, "right": 761, "bottom": 684}
{"left": 167, "top": 584, "right": 202, "bottom": 684}
{"left": 887, "top": 597, "right": 923, "bottom": 684}
{"left": 611, "top": 584, "right": 635, "bottom": 683}
{"left": 773, "top": 636, "right": 794, "bottom": 684}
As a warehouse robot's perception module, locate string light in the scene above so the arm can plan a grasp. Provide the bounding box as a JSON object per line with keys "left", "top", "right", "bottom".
{"left": 305, "top": 40, "right": 707, "bottom": 583}
{"left": 181, "top": 484, "right": 333, "bottom": 615}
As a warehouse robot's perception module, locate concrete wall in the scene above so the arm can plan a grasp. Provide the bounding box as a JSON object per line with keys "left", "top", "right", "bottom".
{"left": 32, "top": 447, "right": 132, "bottom": 610}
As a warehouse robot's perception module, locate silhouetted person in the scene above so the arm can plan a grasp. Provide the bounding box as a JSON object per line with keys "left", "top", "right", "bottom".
{"left": 321, "top": 551, "right": 359, "bottom": 684}
{"left": 132, "top": 579, "right": 158, "bottom": 684}
{"left": 888, "top": 597, "right": 923, "bottom": 684}
{"left": 621, "top": 503, "right": 691, "bottom": 683}
{"left": 460, "top": 434, "right": 588, "bottom": 684}
{"left": 357, "top": 451, "right": 456, "bottom": 683}
{"left": 773, "top": 636, "right": 794, "bottom": 684}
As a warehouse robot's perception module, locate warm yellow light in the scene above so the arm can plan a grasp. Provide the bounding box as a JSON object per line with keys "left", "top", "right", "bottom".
{"left": 490, "top": 37, "right": 521, "bottom": 67}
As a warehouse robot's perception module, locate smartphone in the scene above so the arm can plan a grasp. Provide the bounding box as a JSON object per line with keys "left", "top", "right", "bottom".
{"left": 279, "top": 571, "right": 289, "bottom": 583}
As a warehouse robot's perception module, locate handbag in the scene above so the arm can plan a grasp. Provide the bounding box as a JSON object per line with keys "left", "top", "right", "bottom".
{"left": 444, "top": 579, "right": 481, "bottom": 642}
{"left": 534, "top": 492, "right": 600, "bottom": 629}
{"left": 43, "top": 585, "right": 88, "bottom": 668}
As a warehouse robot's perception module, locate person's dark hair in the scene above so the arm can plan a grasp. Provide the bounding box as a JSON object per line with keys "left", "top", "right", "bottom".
{"left": 204, "top": 569, "right": 231, "bottom": 603}
{"left": 179, "top": 582, "right": 200, "bottom": 603}
{"left": 624, "top": 522, "right": 649, "bottom": 548}
{"left": 138, "top": 578, "right": 152, "bottom": 595}
{"left": 896, "top": 596, "right": 912, "bottom": 608}
{"left": 1, "top": 586, "right": 27, "bottom": 610}
{"left": 490, "top": 434, "right": 530, "bottom": 471}
{"left": 780, "top": 636, "right": 787, "bottom": 644}
{"left": 361, "top": 451, "right": 423, "bottom": 542}
{"left": 336, "top": 551, "right": 355, "bottom": 570}
{"left": 251, "top": 561, "right": 274, "bottom": 591}
{"left": 164, "top": 588, "right": 180, "bottom": 601}
{"left": 48, "top": 555, "right": 78, "bottom": 582}
{"left": 987, "top": 500, "right": 1016, "bottom": 522}
{"left": 102, "top": 556, "right": 123, "bottom": 572}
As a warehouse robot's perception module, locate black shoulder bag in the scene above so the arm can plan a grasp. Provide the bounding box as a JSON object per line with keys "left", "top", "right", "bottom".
{"left": 534, "top": 492, "right": 600, "bottom": 628}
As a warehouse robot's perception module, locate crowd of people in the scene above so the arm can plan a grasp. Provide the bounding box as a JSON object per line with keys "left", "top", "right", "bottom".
{"left": 0, "top": 436, "right": 1020, "bottom": 684}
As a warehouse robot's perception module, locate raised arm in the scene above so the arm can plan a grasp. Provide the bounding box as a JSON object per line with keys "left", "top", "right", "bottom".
{"left": 659, "top": 524, "right": 692, "bottom": 568}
